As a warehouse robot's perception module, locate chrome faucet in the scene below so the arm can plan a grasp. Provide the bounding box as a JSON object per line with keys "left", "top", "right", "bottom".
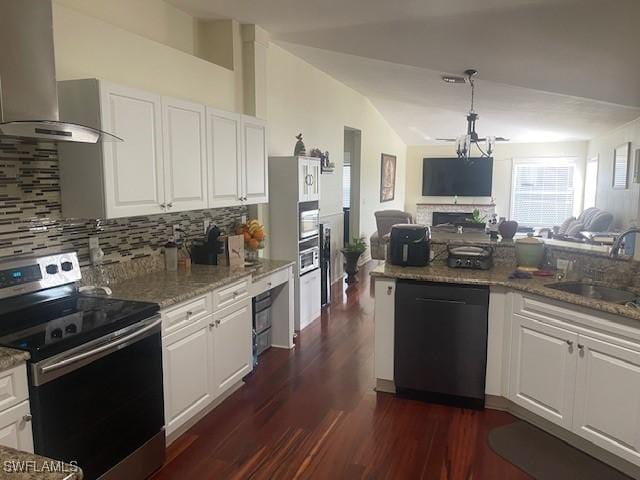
{"left": 610, "top": 228, "right": 640, "bottom": 257}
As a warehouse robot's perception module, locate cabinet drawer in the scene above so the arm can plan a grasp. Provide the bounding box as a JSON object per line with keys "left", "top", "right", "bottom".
{"left": 251, "top": 267, "right": 290, "bottom": 296}
{"left": 162, "top": 294, "right": 211, "bottom": 336}
{"left": 0, "top": 365, "right": 28, "bottom": 412}
{"left": 213, "top": 279, "right": 249, "bottom": 311}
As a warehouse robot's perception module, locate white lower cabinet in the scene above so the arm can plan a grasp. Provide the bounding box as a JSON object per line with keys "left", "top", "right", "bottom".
{"left": 509, "top": 294, "right": 640, "bottom": 468}
{"left": 163, "top": 321, "right": 213, "bottom": 436}
{"left": 299, "top": 269, "right": 321, "bottom": 330}
{"left": 572, "top": 335, "right": 640, "bottom": 465}
{"left": 212, "top": 301, "right": 253, "bottom": 394}
{"left": 0, "top": 401, "right": 32, "bottom": 453}
{"left": 509, "top": 314, "right": 578, "bottom": 429}
{"left": 162, "top": 287, "right": 253, "bottom": 437}
{"left": 0, "top": 364, "right": 32, "bottom": 452}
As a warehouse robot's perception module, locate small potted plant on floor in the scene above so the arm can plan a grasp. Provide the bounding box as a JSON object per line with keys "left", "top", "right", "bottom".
{"left": 341, "top": 236, "right": 367, "bottom": 284}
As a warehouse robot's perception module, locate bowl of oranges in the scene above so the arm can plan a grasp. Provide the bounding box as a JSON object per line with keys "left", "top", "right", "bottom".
{"left": 236, "top": 220, "right": 266, "bottom": 261}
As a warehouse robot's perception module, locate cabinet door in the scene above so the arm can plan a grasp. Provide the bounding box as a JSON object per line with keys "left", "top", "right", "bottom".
{"left": 100, "top": 82, "right": 165, "bottom": 218}
{"left": 573, "top": 335, "right": 640, "bottom": 466}
{"left": 162, "top": 97, "right": 208, "bottom": 212}
{"left": 212, "top": 301, "right": 252, "bottom": 394}
{"left": 307, "top": 158, "right": 321, "bottom": 201}
{"left": 298, "top": 158, "right": 309, "bottom": 202}
{"left": 508, "top": 314, "right": 578, "bottom": 429}
{"left": 241, "top": 116, "right": 268, "bottom": 204}
{"left": 206, "top": 108, "right": 243, "bottom": 208}
{"left": 299, "top": 269, "right": 321, "bottom": 330}
{"left": 0, "top": 401, "right": 33, "bottom": 453}
{"left": 163, "top": 322, "right": 212, "bottom": 435}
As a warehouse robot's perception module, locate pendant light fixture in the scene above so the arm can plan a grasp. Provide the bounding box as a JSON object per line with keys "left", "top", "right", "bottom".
{"left": 438, "top": 69, "right": 508, "bottom": 162}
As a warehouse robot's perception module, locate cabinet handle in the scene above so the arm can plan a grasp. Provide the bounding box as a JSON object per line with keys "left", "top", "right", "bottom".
{"left": 215, "top": 319, "right": 221, "bottom": 327}
{"left": 387, "top": 286, "right": 393, "bottom": 295}
{"left": 160, "top": 203, "right": 166, "bottom": 209}
{"left": 186, "top": 311, "right": 193, "bottom": 317}
{"left": 566, "top": 340, "right": 574, "bottom": 346}
{"left": 267, "top": 282, "right": 272, "bottom": 288}
{"left": 22, "top": 414, "right": 32, "bottom": 423}
{"left": 167, "top": 202, "right": 173, "bottom": 208}
{"left": 209, "top": 322, "right": 215, "bottom": 330}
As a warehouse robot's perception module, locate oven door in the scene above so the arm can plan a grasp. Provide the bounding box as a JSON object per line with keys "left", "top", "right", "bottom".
{"left": 29, "top": 316, "right": 164, "bottom": 480}
{"left": 299, "top": 209, "right": 320, "bottom": 240}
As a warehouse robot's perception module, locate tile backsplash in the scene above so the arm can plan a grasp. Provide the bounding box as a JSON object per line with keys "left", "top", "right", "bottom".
{"left": 0, "top": 139, "right": 246, "bottom": 266}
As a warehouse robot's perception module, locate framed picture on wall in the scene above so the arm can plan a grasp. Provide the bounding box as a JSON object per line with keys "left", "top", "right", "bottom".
{"left": 380, "top": 153, "right": 396, "bottom": 202}
{"left": 634, "top": 148, "right": 640, "bottom": 184}
{"left": 612, "top": 142, "right": 631, "bottom": 189}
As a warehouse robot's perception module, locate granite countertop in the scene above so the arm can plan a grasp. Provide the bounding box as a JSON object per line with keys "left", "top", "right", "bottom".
{"left": 0, "top": 446, "right": 82, "bottom": 480}
{"left": 0, "top": 349, "right": 29, "bottom": 372}
{"left": 107, "top": 259, "right": 294, "bottom": 308}
{"left": 371, "top": 262, "right": 640, "bottom": 322}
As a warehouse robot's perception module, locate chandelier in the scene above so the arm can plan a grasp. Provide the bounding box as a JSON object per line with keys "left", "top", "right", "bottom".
{"left": 438, "top": 69, "right": 508, "bottom": 161}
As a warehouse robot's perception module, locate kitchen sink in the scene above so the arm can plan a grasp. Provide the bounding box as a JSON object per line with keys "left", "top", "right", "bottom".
{"left": 545, "top": 282, "right": 639, "bottom": 305}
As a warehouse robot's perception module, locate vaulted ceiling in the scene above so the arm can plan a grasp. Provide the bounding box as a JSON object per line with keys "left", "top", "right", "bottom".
{"left": 170, "top": 0, "right": 640, "bottom": 144}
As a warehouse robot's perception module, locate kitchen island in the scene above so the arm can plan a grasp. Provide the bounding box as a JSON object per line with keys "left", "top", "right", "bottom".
{"left": 372, "top": 260, "right": 640, "bottom": 478}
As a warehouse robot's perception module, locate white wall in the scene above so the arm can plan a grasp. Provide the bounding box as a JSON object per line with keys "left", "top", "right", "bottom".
{"left": 52, "top": 2, "right": 237, "bottom": 111}
{"left": 267, "top": 44, "right": 407, "bottom": 249}
{"left": 405, "top": 141, "right": 588, "bottom": 220}
{"left": 588, "top": 116, "right": 640, "bottom": 229}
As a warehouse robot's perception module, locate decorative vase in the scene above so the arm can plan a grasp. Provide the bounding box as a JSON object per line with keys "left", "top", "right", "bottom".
{"left": 341, "top": 249, "right": 363, "bottom": 284}
{"left": 499, "top": 220, "right": 518, "bottom": 240}
{"left": 515, "top": 233, "right": 545, "bottom": 271}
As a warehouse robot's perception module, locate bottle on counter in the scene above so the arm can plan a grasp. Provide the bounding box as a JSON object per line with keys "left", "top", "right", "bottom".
{"left": 165, "top": 238, "right": 178, "bottom": 271}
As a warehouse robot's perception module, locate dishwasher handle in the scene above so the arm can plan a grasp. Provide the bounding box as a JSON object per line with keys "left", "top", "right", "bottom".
{"left": 416, "top": 297, "right": 467, "bottom": 306}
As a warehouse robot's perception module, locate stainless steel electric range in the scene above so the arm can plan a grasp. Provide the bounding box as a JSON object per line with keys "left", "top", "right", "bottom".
{"left": 0, "top": 253, "right": 165, "bottom": 480}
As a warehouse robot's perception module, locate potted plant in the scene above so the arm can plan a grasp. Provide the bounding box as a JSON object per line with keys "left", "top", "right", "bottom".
{"left": 341, "top": 236, "right": 367, "bottom": 284}
{"left": 465, "top": 208, "right": 487, "bottom": 230}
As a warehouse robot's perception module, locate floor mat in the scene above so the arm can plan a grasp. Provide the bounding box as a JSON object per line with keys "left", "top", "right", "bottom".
{"left": 487, "top": 421, "right": 633, "bottom": 480}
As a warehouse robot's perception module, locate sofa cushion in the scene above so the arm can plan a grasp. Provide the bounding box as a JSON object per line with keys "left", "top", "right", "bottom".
{"left": 558, "top": 217, "right": 576, "bottom": 235}
{"left": 566, "top": 221, "right": 585, "bottom": 237}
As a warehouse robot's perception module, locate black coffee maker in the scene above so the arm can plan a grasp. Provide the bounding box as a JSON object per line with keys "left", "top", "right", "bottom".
{"left": 388, "top": 224, "right": 431, "bottom": 266}
{"left": 191, "top": 224, "right": 223, "bottom": 265}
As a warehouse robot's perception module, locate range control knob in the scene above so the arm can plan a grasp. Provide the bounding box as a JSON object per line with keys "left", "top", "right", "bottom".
{"left": 51, "top": 328, "right": 63, "bottom": 339}
{"left": 465, "top": 259, "right": 473, "bottom": 266}
{"left": 455, "top": 259, "right": 462, "bottom": 266}
{"left": 65, "top": 324, "right": 77, "bottom": 334}
{"left": 475, "top": 260, "right": 482, "bottom": 267}
{"left": 45, "top": 264, "right": 59, "bottom": 275}
{"left": 61, "top": 261, "right": 73, "bottom": 272}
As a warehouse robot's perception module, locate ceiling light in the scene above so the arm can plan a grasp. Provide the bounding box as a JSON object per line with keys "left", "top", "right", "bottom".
{"left": 437, "top": 69, "right": 509, "bottom": 162}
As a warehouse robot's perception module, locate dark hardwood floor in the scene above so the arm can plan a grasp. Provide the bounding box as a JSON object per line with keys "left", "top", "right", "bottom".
{"left": 152, "top": 263, "right": 531, "bottom": 480}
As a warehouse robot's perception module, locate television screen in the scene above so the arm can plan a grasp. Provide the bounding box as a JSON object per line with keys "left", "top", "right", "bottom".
{"left": 422, "top": 157, "right": 493, "bottom": 196}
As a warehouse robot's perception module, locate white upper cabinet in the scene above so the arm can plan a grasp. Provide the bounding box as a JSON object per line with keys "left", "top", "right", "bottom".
{"left": 298, "top": 157, "right": 321, "bottom": 203}
{"left": 58, "top": 79, "right": 269, "bottom": 219}
{"left": 101, "top": 84, "right": 166, "bottom": 218}
{"left": 241, "top": 116, "right": 268, "bottom": 204}
{"left": 206, "top": 108, "right": 243, "bottom": 208}
{"left": 162, "top": 97, "right": 208, "bottom": 212}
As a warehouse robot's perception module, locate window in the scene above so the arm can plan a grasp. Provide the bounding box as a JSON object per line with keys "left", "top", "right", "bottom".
{"left": 510, "top": 158, "right": 578, "bottom": 227}
{"left": 583, "top": 156, "right": 598, "bottom": 209}
{"left": 343, "top": 152, "right": 351, "bottom": 208}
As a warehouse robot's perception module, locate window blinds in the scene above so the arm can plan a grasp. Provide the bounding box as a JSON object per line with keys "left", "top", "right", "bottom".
{"left": 511, "top": 158, "right": 576, "bottom": 227}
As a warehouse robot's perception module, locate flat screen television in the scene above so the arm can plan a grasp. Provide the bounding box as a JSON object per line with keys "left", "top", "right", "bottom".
{"left": 422, "top": 157, "right": 493, "bottom": 196}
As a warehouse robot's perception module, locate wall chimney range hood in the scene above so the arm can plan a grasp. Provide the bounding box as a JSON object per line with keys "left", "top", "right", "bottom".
{"left": 0, "top": 0, "right": 121, "bottom": 143}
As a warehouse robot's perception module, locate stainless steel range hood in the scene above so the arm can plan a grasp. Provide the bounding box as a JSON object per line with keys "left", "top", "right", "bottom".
{"left": 0, "top": 0, "right": 121, "bottom": 143}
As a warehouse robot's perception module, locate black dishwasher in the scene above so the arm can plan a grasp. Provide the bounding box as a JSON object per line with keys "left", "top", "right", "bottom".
{"left": 394, "top": 280, "right": 489, "bottom": 409}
